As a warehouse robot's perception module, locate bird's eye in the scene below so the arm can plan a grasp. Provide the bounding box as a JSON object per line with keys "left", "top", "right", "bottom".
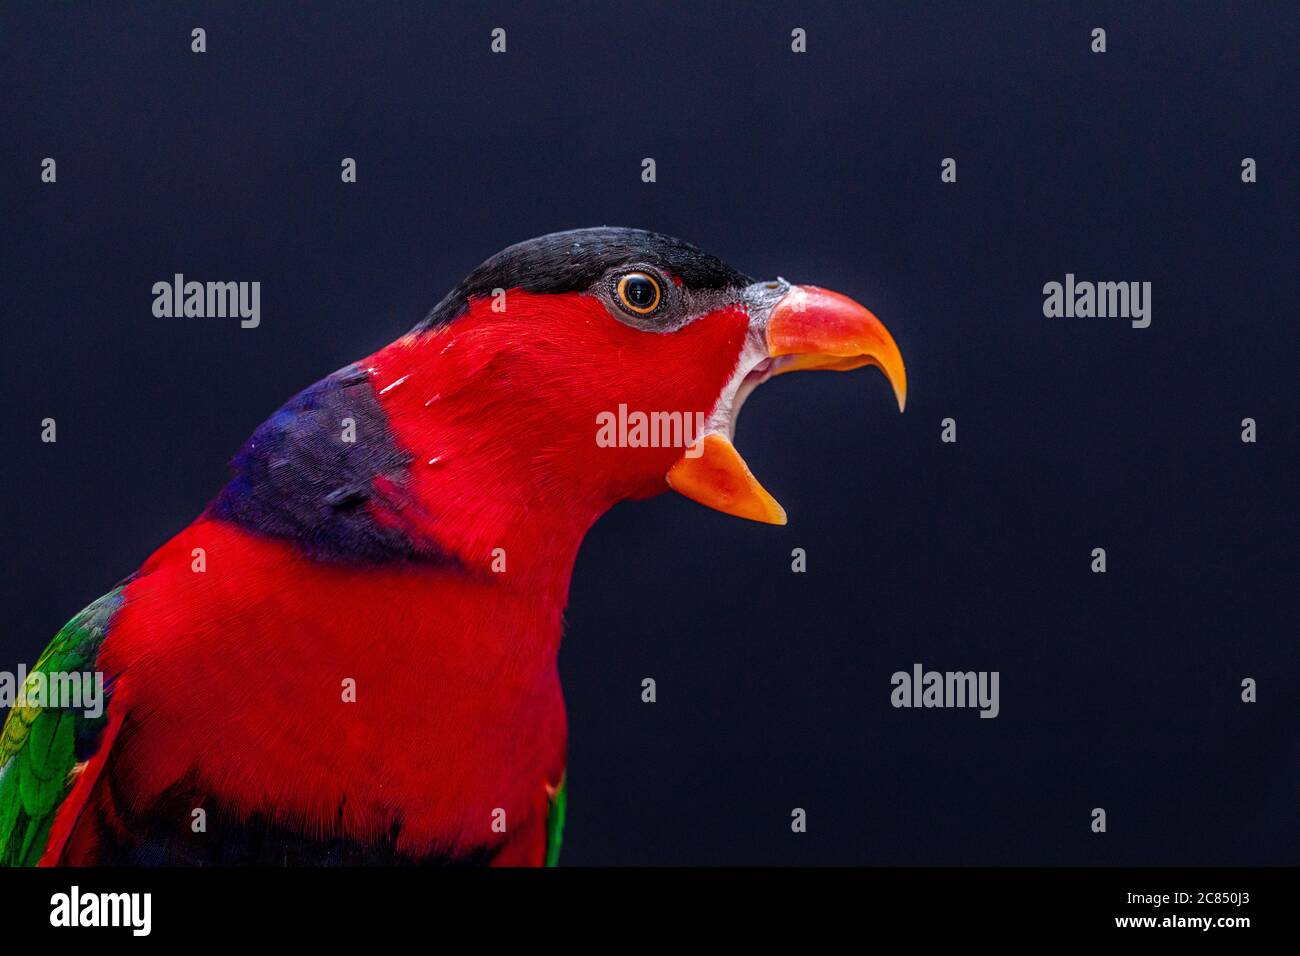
{"left": 616, "top": 272, "right": 662, "bottom": 315}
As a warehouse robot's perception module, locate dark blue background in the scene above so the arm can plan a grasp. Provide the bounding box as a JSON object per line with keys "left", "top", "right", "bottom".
{"left": 2, "top": 2, "right": 1295, "bottom": 864}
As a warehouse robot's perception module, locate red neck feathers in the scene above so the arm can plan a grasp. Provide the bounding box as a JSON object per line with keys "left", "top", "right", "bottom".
{"left": 366, "top": 291, "right": 749, "bottom": 600}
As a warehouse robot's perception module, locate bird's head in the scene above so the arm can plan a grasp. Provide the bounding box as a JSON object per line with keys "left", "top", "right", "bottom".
{"left": 369, "top": 227, "right": 905, "bottom": 546}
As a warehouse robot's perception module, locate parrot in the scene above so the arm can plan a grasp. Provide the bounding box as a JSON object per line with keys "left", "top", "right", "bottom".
{"left": 0, "top": 227, "right": 905, "bottom": 866}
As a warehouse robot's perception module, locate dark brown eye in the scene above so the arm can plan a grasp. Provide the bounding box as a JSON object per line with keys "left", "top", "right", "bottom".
{"left": 616, "top": 272, "right": 662, "bottom": 315}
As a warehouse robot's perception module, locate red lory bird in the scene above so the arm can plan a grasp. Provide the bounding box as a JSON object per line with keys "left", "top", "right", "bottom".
{"left": 0, "top": 228, "right": 905, "bottom": 866}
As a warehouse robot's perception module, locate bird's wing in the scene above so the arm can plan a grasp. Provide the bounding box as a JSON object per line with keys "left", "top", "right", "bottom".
{"left": 0, "top": 587, "right": 124, "bottom": 865}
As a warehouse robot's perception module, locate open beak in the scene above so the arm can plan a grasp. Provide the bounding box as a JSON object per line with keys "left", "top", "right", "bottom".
{"left": 666, "top": 283, "right": 906, "bottom": 525}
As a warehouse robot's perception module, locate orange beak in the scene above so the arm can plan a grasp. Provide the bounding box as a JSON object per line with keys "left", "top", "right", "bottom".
{"left": 765, "top": 285, "right": 907, "bottom": 412}
{"left": 666, "top": 284, "right": 906, "bottom": 525}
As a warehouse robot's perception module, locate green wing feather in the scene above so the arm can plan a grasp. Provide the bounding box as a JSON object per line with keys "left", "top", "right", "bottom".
{"left": 0, "top": 588, "right": 124, "bottom": 866}
{"left": 545, "top": 773, "right": 566, "bottom": 867}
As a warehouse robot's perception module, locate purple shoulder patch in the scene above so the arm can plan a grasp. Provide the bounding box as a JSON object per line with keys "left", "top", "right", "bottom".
{"left": 208, "top": 365, "right": 444, "bottom": 565}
